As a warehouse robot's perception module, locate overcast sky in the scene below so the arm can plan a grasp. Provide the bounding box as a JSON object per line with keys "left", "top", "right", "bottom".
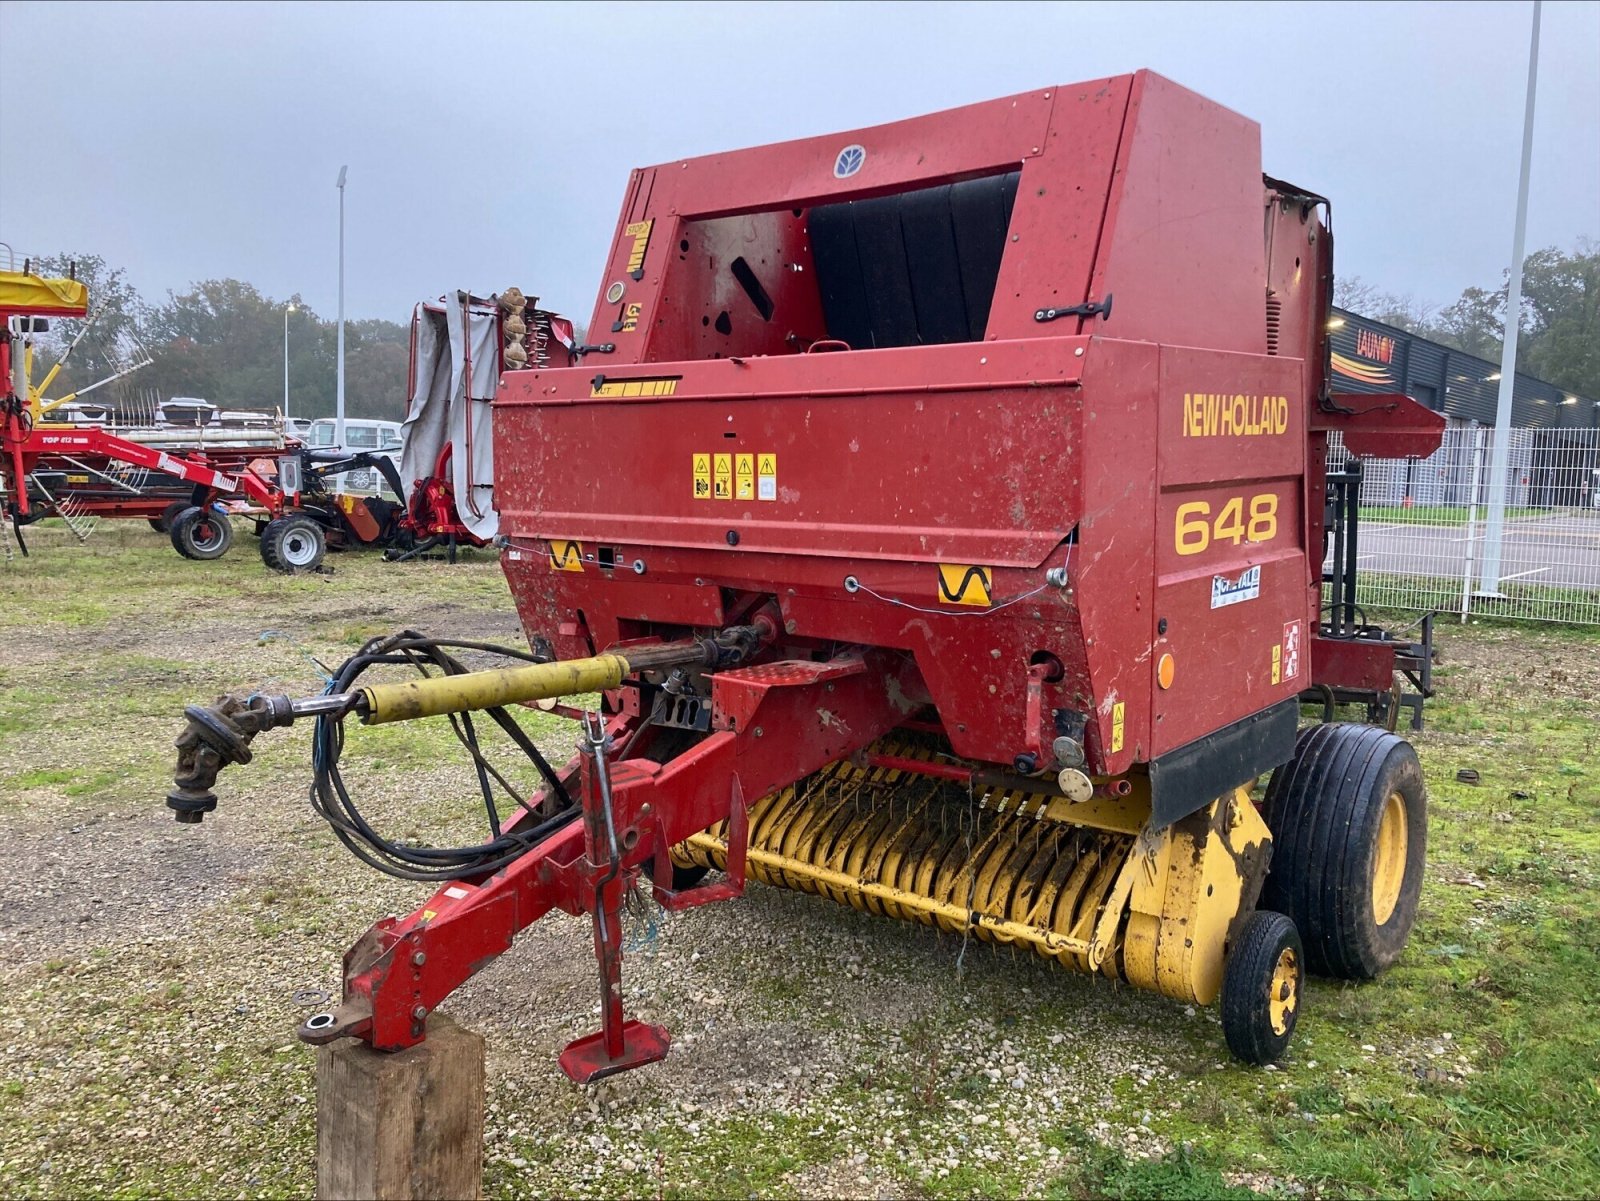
{"left": 2, "top": 0, "right": 1596, "bottom": 326}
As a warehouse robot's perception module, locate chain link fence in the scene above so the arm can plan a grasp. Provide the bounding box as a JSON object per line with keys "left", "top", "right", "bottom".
{"left": 1327, "top": 422, "right": 1600, "bottom": 625}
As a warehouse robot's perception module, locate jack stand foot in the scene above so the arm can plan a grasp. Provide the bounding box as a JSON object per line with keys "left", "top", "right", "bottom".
{"left": 558, "top": 1020, "right": 671, "bottom": 1083}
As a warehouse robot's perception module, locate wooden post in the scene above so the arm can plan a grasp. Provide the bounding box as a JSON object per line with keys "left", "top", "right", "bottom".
{"left": 316, "top": 1013, "right": 485, "bottom": 1201}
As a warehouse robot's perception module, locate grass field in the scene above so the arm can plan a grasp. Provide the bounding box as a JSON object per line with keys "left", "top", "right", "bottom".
{"left": 1358, "top": 506, "right": 1547, "bottom": 527}
{"left": 1, "top": 523, "right": 1597, "bottom": 1199}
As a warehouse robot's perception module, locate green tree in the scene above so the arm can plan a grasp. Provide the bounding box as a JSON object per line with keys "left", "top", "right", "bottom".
{"left": 1518, "top": 242, "right": 1598, "bottom": 401}
{"left": 337, "top": 318, "right": 410, "bottom": 421}
{"left": 26, "top": 252, "right": 149, "bottom": 401}
{"left": 1434, "top": 286, "right": 1503, "bottom": 360}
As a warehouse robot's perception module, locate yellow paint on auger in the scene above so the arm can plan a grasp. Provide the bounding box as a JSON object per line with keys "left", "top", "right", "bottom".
{"left": 359, "top": 653, "right": 631, "bottom": 725}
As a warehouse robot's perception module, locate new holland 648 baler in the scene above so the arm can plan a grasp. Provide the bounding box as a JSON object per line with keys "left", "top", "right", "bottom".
{"left": 170, "top": 71, "right": 1444, "bottom": 1076}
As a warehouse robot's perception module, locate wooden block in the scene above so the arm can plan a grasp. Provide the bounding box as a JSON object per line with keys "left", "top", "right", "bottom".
{"left": 316, "top": 1013, "right": 485, "bottom": 1201}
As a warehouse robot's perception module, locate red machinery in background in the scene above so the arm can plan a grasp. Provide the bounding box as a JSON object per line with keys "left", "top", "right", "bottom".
{"left": 172, "top": 72, "right": 1444, "bottom": 1077}
{"left": 391, "top": 289, "right": 580, "bottom": 559}
{"left": 3, "top": 265, "right": 476, "bottom": 571}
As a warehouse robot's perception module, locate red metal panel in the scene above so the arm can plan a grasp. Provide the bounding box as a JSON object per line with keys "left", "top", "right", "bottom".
{"left": 646, "top": 209, "right": 827, "bottom": 362}
{"left": 1311, "top": 635, "right": 1398, "bottom": 692}
{"left": 1072, "top": 339, "right": 1160, "bottom": 772}
{"left": 1087, "top": 73, "right": 1267, "bottom": 355}
{"left": 1156, "top": 348, "right": 1306, "bottom": 489}
{"left": 498, "top": 338, "right": 1086, "bottom": 565}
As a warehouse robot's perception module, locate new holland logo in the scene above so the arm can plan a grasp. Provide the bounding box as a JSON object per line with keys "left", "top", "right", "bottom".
{"left": 833, "top": 144, "right": 866, "bottom": 179}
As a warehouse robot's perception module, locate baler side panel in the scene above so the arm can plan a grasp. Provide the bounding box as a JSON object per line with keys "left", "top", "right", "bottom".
{"left": 1075, "top": 340, "right": 1160, "bottom": 773}
{"left": 1150, "top": 347, "right": 1309, "bottom": 755}
{"left": 498, "top": 341, "right": 1085, "bottom": 564}
{"left": 1088, "top": 73, "right": 1267, "bottom": 356}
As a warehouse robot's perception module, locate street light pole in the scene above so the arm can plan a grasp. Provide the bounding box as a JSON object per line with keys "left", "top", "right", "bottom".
{"left": 336, "top": 165, "right": 348, "bottom": 449}
{"left": 1477, "top": 0, "right": 1541, "bottom": 595}
{"left": 282, "top": 303, "right": 296, "bottom": 421}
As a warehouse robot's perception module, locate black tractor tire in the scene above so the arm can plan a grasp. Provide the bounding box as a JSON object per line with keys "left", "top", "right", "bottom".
{"left": 1261, "top": 723, "right": 1427, "bottom": 980}
{"left": 259, "top": 515, "right": 327, "bottom": 573}
{"left": 169, "top": 506, "right": 234, "bottom": 561}
{"left": 151, "top": 500, "right": 188, "bottom": 534}
{"left": 1221, "top": 909, "right": 1304, "bottom": 1066}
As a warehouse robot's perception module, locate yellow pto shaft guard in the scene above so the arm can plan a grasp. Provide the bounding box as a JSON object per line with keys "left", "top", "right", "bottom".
{"left": 358, "top": 652, "right": 631, "bottom": 724}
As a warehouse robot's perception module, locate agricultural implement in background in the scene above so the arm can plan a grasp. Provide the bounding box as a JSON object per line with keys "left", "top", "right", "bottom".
{"left": 2, "top": 266, "right": 572, "bottom": 572}
{"left": 390, "top": 288, "right": 576, "bottom": 561}
{"left": 170, "top": 72, "right": 1445, "bottom": 1078}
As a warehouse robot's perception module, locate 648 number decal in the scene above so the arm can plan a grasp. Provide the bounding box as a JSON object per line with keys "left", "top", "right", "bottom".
{"left": 1175, "top": 494, "right": 1279, "bottom": 556}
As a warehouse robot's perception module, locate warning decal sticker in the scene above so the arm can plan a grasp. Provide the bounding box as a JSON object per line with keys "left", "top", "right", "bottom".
{"left": 1111, "top": 702, "right": 1126, "bottom": 754}
{"left": 691, "top": 451, "right": 778, "bottom": 501}
{"left": 1281, "top": 619, "right": 1303, "bottom": 684}
{"left": 548, "top": 540, "right": 584, "bottom": 572}
{"left": 937, "top": 564, "right": 992, "bottom": 606}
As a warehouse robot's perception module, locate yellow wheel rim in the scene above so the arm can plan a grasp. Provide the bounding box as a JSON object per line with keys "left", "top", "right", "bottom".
{"left": 1372, "top": 790, "right": 1408, "bottom": 926}
{"left": 1269, "top": 945, "right": 1299, "bottom": 1036}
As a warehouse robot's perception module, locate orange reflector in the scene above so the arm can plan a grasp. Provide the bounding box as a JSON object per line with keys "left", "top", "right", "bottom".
{"left": 1157, "top": 652, "right": 1176, "bottom": 689}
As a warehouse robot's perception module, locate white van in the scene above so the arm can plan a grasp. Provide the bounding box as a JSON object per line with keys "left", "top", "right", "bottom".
{"left": 307, "top": 418, "right": 404, "bottom": 495}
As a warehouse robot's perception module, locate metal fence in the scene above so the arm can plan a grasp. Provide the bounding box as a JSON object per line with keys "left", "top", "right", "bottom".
{"left": 1327, "top": 423, "right": 1600, "bottom": 625}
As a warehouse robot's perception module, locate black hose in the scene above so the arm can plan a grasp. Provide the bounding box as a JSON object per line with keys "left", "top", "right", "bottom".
{"left": 308, "top": 630, "right": 579, "bottom": 882}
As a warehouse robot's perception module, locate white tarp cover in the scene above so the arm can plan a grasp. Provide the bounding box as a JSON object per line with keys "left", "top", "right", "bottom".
{"left": 400, "top": 292, "right": 501, "bottom": 541}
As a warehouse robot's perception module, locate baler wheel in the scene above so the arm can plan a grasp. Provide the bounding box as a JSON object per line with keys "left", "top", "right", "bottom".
{"left": 1221, "top": 909, "right": 1304, "bottom": 1065}
{"left": 1261, "top": 723, "right": 1427, "bottom": 980}
{"left": 260, "top": 515, "right": 327, "bottom": 573}
{"left": 169, "top": 506, "right": 234, "bottom": 561}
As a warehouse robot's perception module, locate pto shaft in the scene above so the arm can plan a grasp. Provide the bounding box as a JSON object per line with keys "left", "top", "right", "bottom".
{"left": 168, "top": 618, "right": 775, "bottom": 823}
{"left": 359, "top": 653, "right": 630, "bottom": 724}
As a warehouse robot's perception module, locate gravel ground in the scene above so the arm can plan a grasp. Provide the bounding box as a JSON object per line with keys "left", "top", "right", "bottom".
{"left": 2, "top": 527, "right": 1594, "bottom": 1198}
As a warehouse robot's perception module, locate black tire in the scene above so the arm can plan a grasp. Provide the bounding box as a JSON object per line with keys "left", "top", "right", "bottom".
{"left": 1221, "top": 910, "right": 1304, "bottom": 1065}
{"left": 1261, "top": 723, "right": 1427, "bottom": 980}
{"left": 259, "top": 515, "right": 326, "bottom": 573}
{"left": 149, "top": 500, "right": 188, "bottom": 534}
{"left": 169, "top": 506, "right": 234, "bottom": 560}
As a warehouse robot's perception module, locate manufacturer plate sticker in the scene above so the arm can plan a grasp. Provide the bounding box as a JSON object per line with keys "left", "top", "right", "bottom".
{"left": 1210, "top": 564, "right": 1262, "bottom": 609}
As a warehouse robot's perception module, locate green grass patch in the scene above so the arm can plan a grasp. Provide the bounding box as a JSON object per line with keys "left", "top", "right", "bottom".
{"left": 1361, "top": 505, "right": 1548, "bottom": 527}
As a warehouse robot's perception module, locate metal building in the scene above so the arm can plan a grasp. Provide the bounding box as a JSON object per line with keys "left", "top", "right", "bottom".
{"left": 1329, "top": 308, "right": 1598, "bottom": 509}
